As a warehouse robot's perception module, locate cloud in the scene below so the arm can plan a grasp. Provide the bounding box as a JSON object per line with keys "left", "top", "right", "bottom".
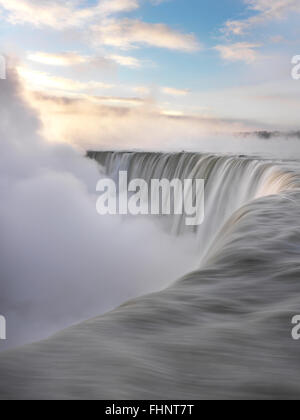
{"left": 162, "top": 87, "right": 190, "bottom": 96}
{"left": 91, "top": 19, "right": 201, "bottom": 51}
{"left": 93, "top": 95, "right": 145, "bottom": 106}
{"left": 17, "top": 66, "right": 114, "bottom": 94}
{"left": 25, "top": 88, "right": 258, "bottom": 151}
{"left": 215, "top": 42, "right": 261, "bottom": 63}
{"left": 27, "top": 51, "right": 143, "bottom": 69}
{"left": 224, "top": 0, "right": 300, "bottom": 35}
{"left": 133, "top": 86, "right": 151, "bottom": 95}
{"left": 0, "top": 0, "right": 139, "bottom": 29}
{"left": 107, "top": 54, "right": 142, "bottom": 68}
{"left": 248, "top": 0, "right": 300, "bottom": 17}
{"left": 0, "top": 1, "right": 201, "bottom": 54}
{"left": 27, "top": 52, "right": 91, "bottom": 67}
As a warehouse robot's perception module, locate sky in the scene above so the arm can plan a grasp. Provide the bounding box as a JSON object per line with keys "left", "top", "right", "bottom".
{"left": 1, "top": 0, "right": 300, "bottom": 149}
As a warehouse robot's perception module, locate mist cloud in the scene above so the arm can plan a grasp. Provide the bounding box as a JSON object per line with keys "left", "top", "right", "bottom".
{"left": 0, "top": 68, "right": 198, "bottom": 350}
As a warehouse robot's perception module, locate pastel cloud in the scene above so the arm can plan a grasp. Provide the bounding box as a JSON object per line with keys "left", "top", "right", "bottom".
{"left": 17, "top": 67, "right": 114, "bottom": 94}
{"left": 107, "top": 54, "right": 142, "bottom": 68}
{"left": 133, "top": 86, "right": 151, "bottom": 95}
{"left": 27, "top": 52, "right": 91, "bottom": 67}
{"left": 27, "top": 90, "right": 254, "bottom": 150}
{"left": 224, "top": 0, "right": 300, "bottom": 35}
{"left": 162, "top": 87, "right": 190, "bottom": 96}
{"left": 27, "top": 51, "right": 143, "bottom": 69}
{"left": 214, "top": 42, "right": 261, "bottom": 63}
{"left": 91, "top": 19, "right": 201, "bottom": 51}
{"left": 0, "top": 0, "right": 139, "bottom": 29}
{"left": 0, "top": 1, "right": 201, "bottom": 53}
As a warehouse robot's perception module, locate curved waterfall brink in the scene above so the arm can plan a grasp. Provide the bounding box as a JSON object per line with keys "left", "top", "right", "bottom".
{"left": 1, "top": 151, "right": 300, "bottom": 399}
{"left": 88, "top": 151, "right": 300, "bottom": 261}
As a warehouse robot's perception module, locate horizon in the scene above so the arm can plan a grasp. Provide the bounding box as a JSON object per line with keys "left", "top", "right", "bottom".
{"left": 1, "top": 0, "right": 300, "bottom": 150}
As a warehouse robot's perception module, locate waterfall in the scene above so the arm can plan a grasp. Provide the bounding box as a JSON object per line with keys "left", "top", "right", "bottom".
{"left": 88, "top": 151, "right": 300, "bottom": 261}
{"left": 2, "top": 151, "right": 300, "bottom": 400}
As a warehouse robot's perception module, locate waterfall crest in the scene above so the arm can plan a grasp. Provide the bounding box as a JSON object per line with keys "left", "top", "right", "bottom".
{"left": 89, "top": 151, "right": 300, "bottom": 260}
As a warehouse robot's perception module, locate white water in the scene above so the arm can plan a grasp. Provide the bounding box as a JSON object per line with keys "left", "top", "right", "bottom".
{"left": 90, "top": 151, "right": 300, "bottom": 261}
{"left": 1, "top": 151, "right": 300, "bottom": 399}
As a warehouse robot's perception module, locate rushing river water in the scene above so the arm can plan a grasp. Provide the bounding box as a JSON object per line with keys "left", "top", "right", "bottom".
{"left": 1, "top": 150, "right": 300, "bottom": 399}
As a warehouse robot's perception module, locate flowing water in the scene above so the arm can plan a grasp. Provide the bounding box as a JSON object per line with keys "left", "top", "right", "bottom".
{"left": 1, "top": 151, "right": 300, "bottom": 400}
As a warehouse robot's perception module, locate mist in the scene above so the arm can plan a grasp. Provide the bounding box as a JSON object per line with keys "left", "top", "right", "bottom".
{"left": 0, "top": 69, "right": 198, "bottom": 350}
{"left": 28, "top": 90, "right": 300, "bottom": 160}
